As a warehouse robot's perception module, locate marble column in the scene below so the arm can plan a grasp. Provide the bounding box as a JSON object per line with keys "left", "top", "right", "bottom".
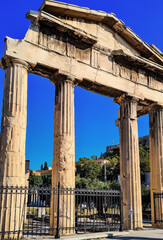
{"left": 117, "top": 95, "right": 142, "bottom": 230}
{"left": 149, "top": 105, "right": 163, "bottom": 227}
{"left": 0, "top": 58, "right": 29, "bottom": 239}
{"left": 50, "top": 75, "right": 75, "bottom": 236}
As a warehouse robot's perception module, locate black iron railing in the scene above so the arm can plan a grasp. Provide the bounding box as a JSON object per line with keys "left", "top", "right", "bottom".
{"left": 0, "top": 184, "right": 123, "bottom": 239}
{"left": 75, "top": 188, "right": 122, "bottom": 233}
{"left": 154, "top": 192, "right": 163, "bottom": 224}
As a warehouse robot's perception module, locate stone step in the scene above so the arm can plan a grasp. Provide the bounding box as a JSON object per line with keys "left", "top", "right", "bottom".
{"left": 23, "top": 231, "right": 129, "bottom": 240}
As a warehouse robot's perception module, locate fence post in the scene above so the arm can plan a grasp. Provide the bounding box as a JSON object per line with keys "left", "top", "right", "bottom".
{"left": 55, "top": 182, "right": 60, "bottom": 239}
{"left": 119, "top": 191, "right": 123, "bottom": 232}
{"left": 153, "top": 192, "right": 156, "bottom": 224}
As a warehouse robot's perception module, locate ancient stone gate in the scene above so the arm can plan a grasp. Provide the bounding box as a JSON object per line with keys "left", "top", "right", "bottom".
{"left": 0, "top": 0, "right": 163, "bottom": 238}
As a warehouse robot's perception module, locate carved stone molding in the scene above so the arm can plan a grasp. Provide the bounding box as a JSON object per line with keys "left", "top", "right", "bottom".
{"left": 51, "top": 70, "right": 75, "bottom": 82}
{"left": 148, "top": 103, "right": 163, "bottom": 113}
{"left": 1, "top": 56, "right": 30, "bottom": 71}
{"left": 114, "top": 93, "right": 142, "bottom": 106}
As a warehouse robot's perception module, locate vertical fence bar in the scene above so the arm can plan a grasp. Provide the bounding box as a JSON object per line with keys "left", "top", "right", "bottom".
{"left": 70, "top": 188, "right": 71, "bottom": 233}
{"left": 154, "top": 193, "right": 156, "bottom": 224}
{"left": 55, "top": 182, "right": 60, "bottom": 239}
{"left": 75, "top": 189, "right": 78, "bottom": 233}
{"left": 119, "top": 191, "right": 123, "bottom": 232}
{"left": 160, "top": 194, "right": 163, "bottom": 223}
{"left": 0, "top": 186, "right": 124, "bottom": 237}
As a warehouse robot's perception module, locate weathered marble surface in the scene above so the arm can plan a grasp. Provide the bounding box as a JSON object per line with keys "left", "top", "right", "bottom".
{"left": 0, "top": 59, "right": 29, "bottom": 239}
{"left": 116, "top": 95, "right": 143, "bottom": 230}
{"left": 50, "top": 76, "right": 75, "bottom": 235}
{"left": 149, "top": 106, "right": 163, "bottom": 227}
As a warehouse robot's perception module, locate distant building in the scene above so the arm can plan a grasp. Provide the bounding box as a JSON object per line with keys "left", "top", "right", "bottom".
{"left": 106, "top": 144, "right": 119, "bottom": 153}
{"left": 31, "top": 167, "right": 52, "bottom": 177}
{"left": 92, "top": 159, "right": 110, "bottom": 167}
{"left": 106, "top": 135, "right": 149, "bottom": 153}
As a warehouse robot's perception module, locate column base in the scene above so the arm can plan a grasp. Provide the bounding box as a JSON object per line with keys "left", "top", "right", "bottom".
{"left": 49, "top": 229, "right": 75, "bottom": 236}
{"left": 0, "top": 232, "right": 23, "bottom": 240}
{"left": 152, "top": 223, "right": 163, "bottom": 229}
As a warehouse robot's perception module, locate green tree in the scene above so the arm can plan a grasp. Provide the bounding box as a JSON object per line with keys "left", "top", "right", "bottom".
{"left": 91, "top": 155, "right": 97, "bottom": 160}
{"left": 28, "top": 171, "right": 43, "bottom": 188}
{"left": 105, "top": 148, "right": 120, "bottom": 158}
{"left": 42, "top": 174, "right": 52, "bottom": 187}
{"left": 110, "top": 180, "right": 120, "bottom": 190}
{"left": 44, "top": 161, "right": 48, "bottom": 170}
{"left": 142, "top": 187, "right": 150, "bottom": 212}
{"left": 76, "top": 158, "right": 101, "bottom": 180}
{"left": 100, "top": 152, "right": 104, "bottom": 159}
{"left": 139, "top": 144, "right": 150, "bottom": 182}
{"left": 75, "top": 175, "right": 111, "bottom": 190}
{"left": 101, "top": 157, "right": 120, "bottom": 181}
{"left": 104, "top": 145, "right": 149, "bottom": 183}
{"left": 41, "top": 164, "right": 43, "bottom": 170}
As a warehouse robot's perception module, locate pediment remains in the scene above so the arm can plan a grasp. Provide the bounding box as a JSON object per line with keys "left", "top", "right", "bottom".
{"left": 1, "top": 0, "right": 163, "bottom": 114}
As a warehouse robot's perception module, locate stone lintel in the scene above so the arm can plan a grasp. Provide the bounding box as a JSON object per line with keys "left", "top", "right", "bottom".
{"left": 4, "top": 37, "right": 163, "bottom": 103}
{"left": 137, "top": 102, "right": 163, "bottom": 117}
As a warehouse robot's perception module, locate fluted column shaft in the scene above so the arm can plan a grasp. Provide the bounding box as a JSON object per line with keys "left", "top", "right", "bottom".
{"left": 50, "top": 76, "right": 75, "bottom": 236}
{"left": 149, "top": 106, "right": 163, "bottom": 226}
{"left": 0, "top": 59, "right": 28, "bottom": 187}
{"left": 0, "top": 58, "right": 29, "bottom": 239}
{"left": 119, "top": 97, "right": 142, "bottom": 230}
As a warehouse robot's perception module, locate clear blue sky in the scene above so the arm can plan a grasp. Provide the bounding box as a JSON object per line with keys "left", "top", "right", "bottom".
{"left": 0, "top": 0, "right": 162, "bottom": 170}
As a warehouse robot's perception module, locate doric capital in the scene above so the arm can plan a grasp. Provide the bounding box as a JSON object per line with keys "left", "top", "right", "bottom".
{"left": 114, "top": 93, "right": 141, "bottom": 105}
{"left": 115, "top": 94, "right": 139, "bottom": 120}
{"left": 1, "top": 57, "right": 30, "bottom": 71}
{"left": 148, "top": 102, "right": 163, "bottom": 113}
{"left": 51, "top": 70, "right": 76, "bottom": 85}
{"left": 11, "top": 58, "right": 29, "bottom": 70}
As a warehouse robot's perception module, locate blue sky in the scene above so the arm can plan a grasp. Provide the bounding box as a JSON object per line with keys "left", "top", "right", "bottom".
{"left": 0, "top": 0, "right": 162, "bottom": 170}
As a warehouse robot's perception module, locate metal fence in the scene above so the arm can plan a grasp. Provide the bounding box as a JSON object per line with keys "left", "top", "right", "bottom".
{"left": 0, "top": 184, "right": 123, "bottom": 239}
{"left": 154, "top": 192, "right": 163, "bottom": 224}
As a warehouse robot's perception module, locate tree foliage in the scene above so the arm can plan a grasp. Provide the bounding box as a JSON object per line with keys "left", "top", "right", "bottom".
{"left": 100, "top": 148, "right": 120, "bottom": 181}
{"left": 31, "top": 143, "right": 149, "bottom": 190}
{"left": 139, "top": 144, "right": 150, "bottom": 182}
{"left": 75, "top": 157, "right": 101, "bottom": 180}
{"left": 44, "top": 161, "right": 48, "bottom": 170}
{"left": 91, "top": 155, "right": 98, "bottom": 160}
{"left": 75, "top": 175, "right": 120, "bottom": 190}
{"left": 142, "top": 187, "right": 150, "bottom": 212}
{"left": 28, "top": 171, "right": 43, "bottom": 188}
{"left": 101, "top": 157, "right": 120, "bottom": 181}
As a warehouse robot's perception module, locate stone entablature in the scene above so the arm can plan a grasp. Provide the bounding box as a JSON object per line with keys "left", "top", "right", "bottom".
{"left": 25, "top": 20, "right": 163, "bottom": 94}
{"left": 1, "top": 2, "right": 163, "bottom": 112}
